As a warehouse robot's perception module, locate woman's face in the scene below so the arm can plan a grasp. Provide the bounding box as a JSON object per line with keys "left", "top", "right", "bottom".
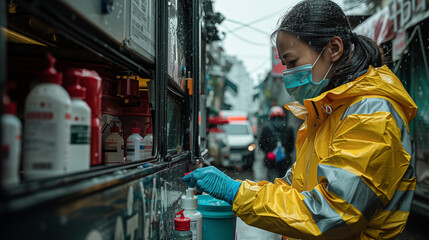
{"left": 276, "top": 31, "right": 333, "bottom": 83}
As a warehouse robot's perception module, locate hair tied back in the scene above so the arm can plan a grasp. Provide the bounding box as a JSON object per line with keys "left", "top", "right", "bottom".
{"left": 351, "top": 32, "right": 359, "bottom": 42}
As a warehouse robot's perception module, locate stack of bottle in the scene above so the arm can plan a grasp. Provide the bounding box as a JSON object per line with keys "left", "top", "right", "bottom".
{"left": 1, "top": 53, "right": 154, "bottom": 185}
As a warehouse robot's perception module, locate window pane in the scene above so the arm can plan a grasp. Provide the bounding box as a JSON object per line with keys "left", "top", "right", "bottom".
{"left": 221, "top": 124, "right": 250, "bottom": 135}
{"left": 167, "top": 96, "right": 183, "bottom": 151}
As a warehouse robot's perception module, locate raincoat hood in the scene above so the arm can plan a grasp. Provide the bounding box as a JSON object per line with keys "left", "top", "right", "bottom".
{"left": 286, "top": 65, "right": 417, "bottom": 125}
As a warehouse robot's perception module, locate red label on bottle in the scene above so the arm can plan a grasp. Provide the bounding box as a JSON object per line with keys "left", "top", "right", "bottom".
{"left": 26, "top": 112, "right": 54, "bottom": 119}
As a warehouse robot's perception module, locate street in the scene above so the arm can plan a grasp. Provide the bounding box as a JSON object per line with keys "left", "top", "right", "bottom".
{"left": 222, "top": 147, "right": 429, "bottom": 240}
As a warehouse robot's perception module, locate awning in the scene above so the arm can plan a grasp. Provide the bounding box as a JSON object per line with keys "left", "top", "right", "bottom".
{"left": 354, "top": 0, "right": 429, "bottom": 44}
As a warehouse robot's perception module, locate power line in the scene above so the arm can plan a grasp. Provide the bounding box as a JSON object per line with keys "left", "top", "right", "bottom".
{"left": 237, "top": 54, "right": 269, "bottom": 59}
{"left": 221, "top": 25, "right": 269, "bottom": 47}
{"left": 224, "top": 18, "right": 269, "bottom": 35}
{"left": 227, "top": 6, "right": 290, "bottom": 34}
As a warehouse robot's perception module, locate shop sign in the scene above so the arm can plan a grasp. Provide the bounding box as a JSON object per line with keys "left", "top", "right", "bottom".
{"left": 271, "top": 47, "right": 285, "bottom": 76}
{"left": 354, "top": 0, "right": 429, "bottom": 44}
{"left": 392, "top": 31, "right": 407, "bottom": 61}
{"left": 388, "top": 0, "right": 428, "bottom": 32}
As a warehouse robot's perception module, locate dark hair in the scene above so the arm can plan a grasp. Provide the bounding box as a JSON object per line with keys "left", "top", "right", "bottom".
{"left": 272, "top": 0, "right": 384, "bottom": 91}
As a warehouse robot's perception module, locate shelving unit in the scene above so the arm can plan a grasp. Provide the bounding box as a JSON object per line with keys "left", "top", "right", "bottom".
{"left": 0, "top": 1, "right": 208, "bottom": 239}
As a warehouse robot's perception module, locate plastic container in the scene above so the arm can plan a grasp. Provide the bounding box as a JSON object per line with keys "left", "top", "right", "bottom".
{"left": 173, "top": 210, "right": 193, "bottom": 240}
{"left": 67, "top": 80, "right": 91, "bottom": 173}
{"left": 64, "top": 69, "right": 102, "bottom": 166}
{"left": 23, "top": 53, "right": 72, "bottom": 180}
{"left": 104, "top": 122, "right": 124, "bottom": 164}
{"left": 1, "top": 101, "right": 21, "bottom": 186}
{"left": 182, "top": 188, "right": 202, "bottom": 240}
{"left": 126, "top": 122, "right": 143, "bottom": 161}
{"left": 142, "top": 125, "right": 153, "bottom": 159}
{"left": 197, "top": 195, "right": 236, "bottom": 240}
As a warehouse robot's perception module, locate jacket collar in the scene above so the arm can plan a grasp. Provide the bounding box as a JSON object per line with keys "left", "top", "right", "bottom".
{"left": 285, "top": 65, "right": 418, "bottom": 124}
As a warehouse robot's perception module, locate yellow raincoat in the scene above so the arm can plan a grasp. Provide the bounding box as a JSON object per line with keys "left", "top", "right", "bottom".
{"left": 233, "top": 66, "right": 417, "bottom": 239}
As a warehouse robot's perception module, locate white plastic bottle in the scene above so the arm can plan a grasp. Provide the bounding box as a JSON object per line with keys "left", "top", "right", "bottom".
{"left": 67, "top": 80, "right": 91, "bottom": 173}
{"left": 1, "top": 101, "right": 21, "bottom": 186}
{"left": 104, "top": 122, "right": 124, "bottom": 164}
{"left": 181, "top": 188, "right": 202, "bottom": 240}
{"left": 142, "top": 125, "right": 153, "bottom": 159}
{"left": 23, "top": 53, "right": 72, "bottom": 180}
{"left": 126, "top": 122, "right": 143, "bottom": 161}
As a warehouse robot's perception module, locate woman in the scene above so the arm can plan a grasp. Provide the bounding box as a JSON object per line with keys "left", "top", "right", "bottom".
{"left": 183, "top": 1, "right": 417, "bottom": 239}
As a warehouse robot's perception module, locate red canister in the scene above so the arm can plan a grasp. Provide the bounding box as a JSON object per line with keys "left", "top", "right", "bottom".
{"left": 64, "top": 69, "right": 102, "bottom": 165}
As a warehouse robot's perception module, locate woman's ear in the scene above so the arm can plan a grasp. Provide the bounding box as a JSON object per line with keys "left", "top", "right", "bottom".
{"left": 327, "top": 36, "right": 343, "bottom": 62}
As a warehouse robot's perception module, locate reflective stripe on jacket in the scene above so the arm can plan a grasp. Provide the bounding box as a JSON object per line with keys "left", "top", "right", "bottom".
{"left": 232, "top": 65, "right": 417, "bottom": 239}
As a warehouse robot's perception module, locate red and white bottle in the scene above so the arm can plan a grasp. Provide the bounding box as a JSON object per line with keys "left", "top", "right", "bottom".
{"left": 23, "top": 53, "right": 72, "bottom": 180}
{"left": 104, "top": 122, "right": 124, "bottom": 164}
{"left": 67, "top": 79, "right": 91, "bottom": 173}
{"left": 126, "top": 122, "right": 143, "bottom": 161}
{"left": 1, "top": 101, "right": 21, "bottom": 186}
{"left": 64, "top": 69, "right": 102, "bottom": 166}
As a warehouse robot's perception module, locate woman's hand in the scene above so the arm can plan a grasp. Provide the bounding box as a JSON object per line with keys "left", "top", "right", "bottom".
{"left": 182, "top": 166, "right": 241, "bottom": 204}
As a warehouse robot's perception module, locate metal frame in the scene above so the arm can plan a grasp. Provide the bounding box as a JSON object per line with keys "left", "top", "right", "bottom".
{"left": 191, "top": 0, "right": 201, "bottom": 163}
{"left": 156, "top": 0, "right": 168, "bottom": 161}
{"left": 0, "top": 0, "right": 5, "bottom": 189}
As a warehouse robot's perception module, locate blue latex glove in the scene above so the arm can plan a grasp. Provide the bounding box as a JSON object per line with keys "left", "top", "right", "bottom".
{"left": 182, "top": 166, "right": 241, "bottom": 204}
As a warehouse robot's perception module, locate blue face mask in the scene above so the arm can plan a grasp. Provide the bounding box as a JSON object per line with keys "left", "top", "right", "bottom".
{"left": 282, "top": 48, "right": 333, "bottom": 103}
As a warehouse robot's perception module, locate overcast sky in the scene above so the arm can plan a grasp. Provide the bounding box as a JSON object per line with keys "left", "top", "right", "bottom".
{"left": 213, "top": 0, "right": 346, "bottom": 85}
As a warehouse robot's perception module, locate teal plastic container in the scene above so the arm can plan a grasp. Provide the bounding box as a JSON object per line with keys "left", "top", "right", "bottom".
{"left": 197, "top": 195, "right": 236, "bottom": 240}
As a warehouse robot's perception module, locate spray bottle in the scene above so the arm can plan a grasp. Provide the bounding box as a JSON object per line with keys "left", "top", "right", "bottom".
{"left": 173, "top": 210, "right": 192, "bottom": 240}
{"left": 181, "top": 188, "right": 202, "bottom": 240}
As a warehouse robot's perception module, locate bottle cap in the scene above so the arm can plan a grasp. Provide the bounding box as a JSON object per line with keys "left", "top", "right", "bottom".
{"left": 131, "top": 122, "right": 141, "bottom": 134}
{"left": 4, "top": 102, "right": 16, "bottom": 115}
{"left": 40, "top": 53, "right": 62, "bottom": 84}
{"left": 174, "top": 209, "right": 190, "bottom": 231}
{"left": 181, "top": 188, "right": 198, "bottom": 209}
{"left": 110, "top": 122, "right": 119, "bottom": 133}
{"left": 67, "top": 79, "right": 87, "bottom": 100}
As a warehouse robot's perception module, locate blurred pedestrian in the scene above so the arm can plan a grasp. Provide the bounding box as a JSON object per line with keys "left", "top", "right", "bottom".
{"left": 259, "top": 106, "right": 294, "bottom": 181}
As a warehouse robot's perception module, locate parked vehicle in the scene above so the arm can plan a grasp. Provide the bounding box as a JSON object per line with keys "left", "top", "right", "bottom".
{"left": 220, "top": 120, "right": 255, "bottom": 169}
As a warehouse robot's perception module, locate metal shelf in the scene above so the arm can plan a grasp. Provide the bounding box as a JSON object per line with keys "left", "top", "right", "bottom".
{"left": 0, "top": 152, "right": 190, "bottom": 214}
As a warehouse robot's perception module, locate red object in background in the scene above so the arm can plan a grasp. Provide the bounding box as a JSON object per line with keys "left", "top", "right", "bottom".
{"left": 64, "top": 69, "right": 102, "bottom": 166}
{"left": 208, "top": 127, "right": 225, "bottom": 133}
{"left": 266, "top": 152, "right": 276, "bottom": 162}
{"left": 120, "top": 77, "right": 139, "bottom": 97}
{"left": 272, "top": 47, "right": 286, "bottom": 76}
{"left": 225, "top": 116, "right": 247, "bottom": 122}
{"left": 208, "top": 117, "right": 229, "bottom": 125}
{"left": 269, "top": 106, "right": 286, "bottom": 118}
